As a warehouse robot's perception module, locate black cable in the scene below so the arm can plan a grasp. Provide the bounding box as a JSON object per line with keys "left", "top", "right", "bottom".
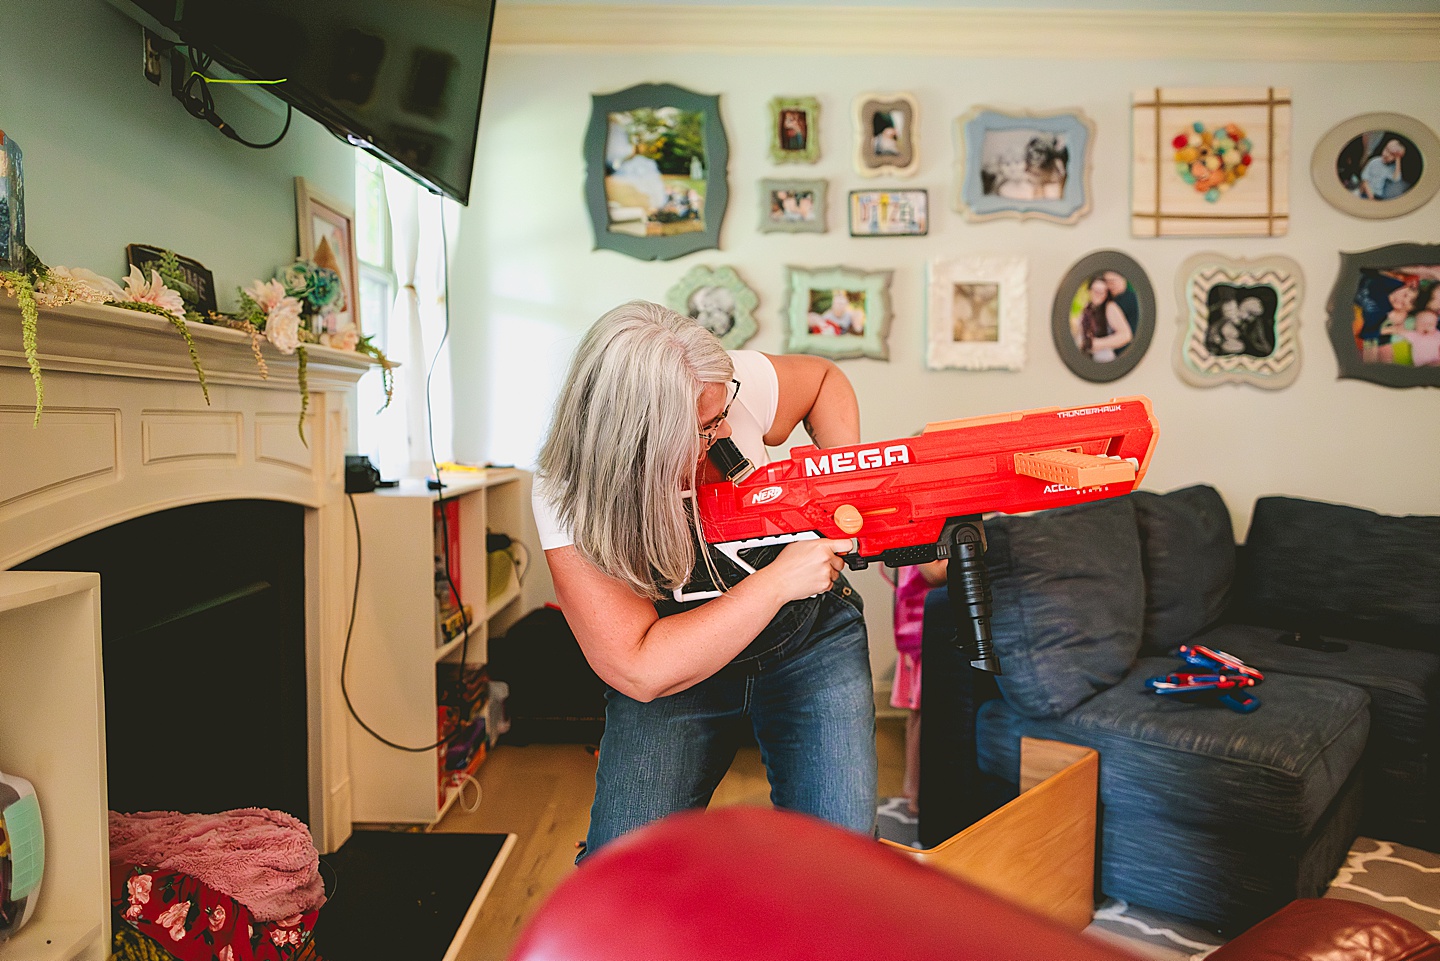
{"left": 341, "top": 491, "right": 475, "bottom": 753}
{"left": 177, "top": 46, "right": 293, "bottom": 150}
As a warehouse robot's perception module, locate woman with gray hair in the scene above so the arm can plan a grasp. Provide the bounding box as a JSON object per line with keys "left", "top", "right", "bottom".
{"left": 534, "top": 300, "right": 876, "bottom": 859}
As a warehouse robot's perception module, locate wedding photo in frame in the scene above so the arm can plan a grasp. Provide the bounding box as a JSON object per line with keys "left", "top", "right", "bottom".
{"left": 295, "top": 176, "right": 361, "bottom": 337}
{"left": 584, "top": 82, "right": 729, "bottom": 261}
{"left": 1326, "top": 242, "right": 1440, "bottom": 389}
{"left": 953, "top": 106, "right": 1094, "bottom": 225}
{"left": 770, "top": 96, "right": 820, "bottom": 165}
{"left": 1131, "top": 86, "right": 1291, "bottom": 238}
{"left": 1312, "top": 114, "right": 1440, "bottom": 220}
{"left": 759, "top": 178, "right": 827, "bottom": 234}
{"left": 782, "top": 265, "right": 893, "bottom": 361}
{"left": 926, "top": 255, "right": 1028, "bottom": 371}
{"left": 1052, "top": 250, "right": 1155, "bottom": 383}
{"left": 848, "top": 189, "right": 927, "bottom": 237}
{"left": 854, "top": 93, "right": 918, "bottom": 178}
{"left": 1175, "top": 252, "right": 1304, "bottom": 389}
{"left": 666, "top": 264, "right": 759, "bottom": 350}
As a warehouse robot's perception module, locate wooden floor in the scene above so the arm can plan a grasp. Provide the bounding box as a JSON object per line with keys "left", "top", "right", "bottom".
{"left": 433, "top": 712, "right": 910, "bottom": 961}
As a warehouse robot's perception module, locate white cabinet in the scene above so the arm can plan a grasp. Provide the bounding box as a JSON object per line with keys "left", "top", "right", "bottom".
{"left": 0, "top": 572, "right": 109, "bottom": 961}
{"left": 344, "top": 470, "right": 527, "bottom": 826}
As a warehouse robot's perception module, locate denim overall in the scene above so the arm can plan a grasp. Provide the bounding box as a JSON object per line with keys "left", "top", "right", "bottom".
{"left": 581, "top": 540, "right": 878, "bottom": 859}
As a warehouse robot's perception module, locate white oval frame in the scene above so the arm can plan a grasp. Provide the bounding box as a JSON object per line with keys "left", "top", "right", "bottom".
{"left": 1311, "top": 112, "right": 1440, "bottom": 220}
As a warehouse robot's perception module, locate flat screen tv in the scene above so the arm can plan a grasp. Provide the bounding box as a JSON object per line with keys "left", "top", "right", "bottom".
{"left": 109, "top": 0, "right": 497, "bottom": 205}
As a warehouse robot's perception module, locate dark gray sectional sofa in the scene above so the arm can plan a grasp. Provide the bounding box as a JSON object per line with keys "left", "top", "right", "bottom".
{"left": 927, "top": 486, "right": 1438, "bottom": 933}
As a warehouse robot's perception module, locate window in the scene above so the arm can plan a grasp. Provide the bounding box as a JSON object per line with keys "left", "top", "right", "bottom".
{"left": 354, "top": 152, "right": 398, "bottom": 465}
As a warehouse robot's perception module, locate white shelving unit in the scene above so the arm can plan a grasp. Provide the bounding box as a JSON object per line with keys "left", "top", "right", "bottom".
{"left": 0, "top": 572, "right": 109, "bottom": 961}
{"left": 344, "top": 470, "right": 527, "bottom": 826}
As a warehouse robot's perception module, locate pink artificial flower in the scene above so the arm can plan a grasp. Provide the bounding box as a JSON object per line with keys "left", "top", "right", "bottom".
{"left": 219, "top": 947, "right": 235, "bottom": 961}
{"left": 264, "top": 297, "right": 304, "bottom": 354}
{"left": 156, "top": 899, "right": 191, "bottom": 940}
{"left": 270, "top": 926, "right": 301, "bottom": 946}
{"left": 127, "top": 873, "right": 153, "bottom": 906}
{"left": 244, "top": 278, "right": 289, "bottom": 313}
{"left": 208, "top": 903, "right": 227, "bottom": 931}
{"left": 122, "top": 266, "right": 187, "bottom": 320}
{"left": 320, "top": 321, "right": 360, "bottom": 352}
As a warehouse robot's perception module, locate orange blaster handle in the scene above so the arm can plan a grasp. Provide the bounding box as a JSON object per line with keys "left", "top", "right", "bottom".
{"left": 694, "top": 396, "right": 1158, "bottom": 571}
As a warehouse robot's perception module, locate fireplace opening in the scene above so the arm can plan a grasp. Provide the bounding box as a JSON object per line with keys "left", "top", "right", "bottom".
{"left": 16, "top": 499, "right": 310, "bottom": 825}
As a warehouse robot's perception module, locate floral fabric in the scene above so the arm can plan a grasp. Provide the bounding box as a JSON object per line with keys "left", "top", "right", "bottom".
{"left": 113, "top": 865, "right": 318, "bottom": 961}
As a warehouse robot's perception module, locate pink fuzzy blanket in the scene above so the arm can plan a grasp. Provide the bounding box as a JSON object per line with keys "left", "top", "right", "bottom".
{"left": 109, "top": 807, "right": 326, "bottom": 921}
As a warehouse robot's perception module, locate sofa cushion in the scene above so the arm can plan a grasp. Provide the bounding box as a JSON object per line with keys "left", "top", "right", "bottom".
{"left": 1239, "top": 496, "right": 1440, "bottom": 651}
{"left": 974, "top": 656, "right": 1371, "bottom": 835}
{"left": 983, "top": 497, "right": 1144, "bottom": 719}
{"left": 1131, "top": 485, "right": 1236, "bottom": 656}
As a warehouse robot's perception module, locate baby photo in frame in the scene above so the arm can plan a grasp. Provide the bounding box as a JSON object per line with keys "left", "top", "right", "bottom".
{"left": 782, "top": 265, "right": 893, "bottom": 361}
{"left": 1326, "top": 243, "right": 1440, "bottom": 388}
{"left": 854, "top": 93, "right": 918, "bottom": 178}
{"left": 954, "top": 106, "right": 1094, "bottom": 225}
{"left": 666, "top": 264, "right": 759, "bottom": 350}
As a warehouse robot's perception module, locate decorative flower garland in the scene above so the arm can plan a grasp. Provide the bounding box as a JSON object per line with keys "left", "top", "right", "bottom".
{"left": 1, "top": 245, "right": 393, "bottom": 442}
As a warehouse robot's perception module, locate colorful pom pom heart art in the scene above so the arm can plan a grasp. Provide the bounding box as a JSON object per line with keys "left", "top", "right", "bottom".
{"left": 1173, "top": 122, "right": 1253, "bottom": 203}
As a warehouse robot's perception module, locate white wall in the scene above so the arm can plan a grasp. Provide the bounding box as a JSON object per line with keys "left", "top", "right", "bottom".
{"left": 448, "top": 37, "right": 1440, "bottom": 683}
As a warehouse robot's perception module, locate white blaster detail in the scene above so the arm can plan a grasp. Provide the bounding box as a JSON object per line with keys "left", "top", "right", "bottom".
{"left": 750, "top": 485, "right": 784, "bottom": 505}
{"left": 673, "top": 531, "right": 858, "bottom": 602}
{"left": 803, "top": 444, "right": 911, "bottom": 477}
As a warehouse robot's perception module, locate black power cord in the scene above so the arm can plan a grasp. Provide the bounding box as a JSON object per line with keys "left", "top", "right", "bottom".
{"left": 174, "top": 45, "right": 293, "bottom": 149}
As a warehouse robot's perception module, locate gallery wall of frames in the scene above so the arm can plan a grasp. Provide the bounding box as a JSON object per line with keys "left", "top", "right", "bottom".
{"left": 450, "top": 43, "right": 1440, "bottom": 658}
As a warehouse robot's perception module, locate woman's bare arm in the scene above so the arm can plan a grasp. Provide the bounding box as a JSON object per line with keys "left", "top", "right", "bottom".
{"left": 763, "top": 353, "right": 860, "bottom": 448}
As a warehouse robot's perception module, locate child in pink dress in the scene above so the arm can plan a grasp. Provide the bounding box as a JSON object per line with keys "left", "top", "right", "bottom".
{"left": 891, "top": 561, "right": 948, "bottom": 814}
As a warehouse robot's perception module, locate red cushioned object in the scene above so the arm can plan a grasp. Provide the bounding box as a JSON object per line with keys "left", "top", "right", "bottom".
{"left": 1205, "top": 898, "right": 1440, "bottom": 961}
{"left": 506, "top": 807, "right": 1140, "bottom": 961}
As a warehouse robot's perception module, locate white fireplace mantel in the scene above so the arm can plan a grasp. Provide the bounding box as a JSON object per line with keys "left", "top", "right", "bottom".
{"left": 0, "top": 298, "right": 376, "bottom": 854}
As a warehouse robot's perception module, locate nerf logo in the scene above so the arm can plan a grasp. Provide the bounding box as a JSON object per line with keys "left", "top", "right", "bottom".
{"left": 804, "top": 445, "right": 911, "bottom": 476}
{"left": 750, "top": 485, "right": 784, "bottom": 505}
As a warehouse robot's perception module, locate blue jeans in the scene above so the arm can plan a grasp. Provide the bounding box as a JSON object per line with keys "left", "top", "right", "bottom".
{"left": 583, "top": 591, "right": 877, "bottom": 859}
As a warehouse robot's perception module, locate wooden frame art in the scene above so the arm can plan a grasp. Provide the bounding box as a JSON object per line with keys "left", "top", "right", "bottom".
{"left": 926, "top": 255, "right": 1028, "bottom": 371}
{"left": 759, "top": 178, "right": 827, "bottom": 234}
{"left": 295, "top": 176, "right": 362, "bottom": 336}
{"left": 1131, "top": 87, "right": 1291, "bottom": 238}
{"left": 1312, "top": 113, "right": 1440, "bottom": 220}
{"left": 782, "top": 265, "right": 893, "bottom": 361}
{"left": 584, "top": 82, "right": 729, "bottom": 261}
{"left": 1326, "top": 243, "right": 1440, "bottom": 388}
{"left": 769, "top": 97, "right": 820, "bottom": 165}
{"left": 666, "top": 264, "right": 760, "bottom": 350}
{"left": 1051, "top": 250, "right": 1155, "bottom": 383}
{"left": 854, "top": 93, "right": 918, "bottom": 178}
{"left": 1174, "top": 252, "right": 1304, "bottom": 389}
{"left": 953, "top": 106, "right": 1094, "bottom": 225}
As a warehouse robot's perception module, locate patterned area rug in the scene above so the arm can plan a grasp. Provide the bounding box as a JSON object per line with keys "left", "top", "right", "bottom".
{"left": 875, "top": 799, "right": 1440, "bottom": 959}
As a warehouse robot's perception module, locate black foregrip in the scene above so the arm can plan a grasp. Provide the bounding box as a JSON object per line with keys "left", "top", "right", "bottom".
{"left": 944, "top": 517, "right": 1002, "bottom": 675}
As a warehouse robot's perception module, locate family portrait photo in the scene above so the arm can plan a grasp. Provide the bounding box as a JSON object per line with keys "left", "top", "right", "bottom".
{"left": 1349, "top": 264, "right": 1440, "bottom": 367}
{"left": 1336, "top": 129, "right": 1423, "bottom": 202}
{"left": 1068, "top": 271, "right": 1138, "bottom": 363}
{"left": 1203, "top": 284, "right": 1279, "bottom": 359}
{"left": 759, "top": 178, "right": 826, "bottom": 234}
{"left": 603, "top": 105, "right": 707, "bottom": 237}
{"left": 980, "top": 128, "right": 1069, "bottom": 201}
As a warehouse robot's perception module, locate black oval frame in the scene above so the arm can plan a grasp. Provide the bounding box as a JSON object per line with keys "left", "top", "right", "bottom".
{"left": 1051, "top": 249, "right": 1155, "bottom": 383}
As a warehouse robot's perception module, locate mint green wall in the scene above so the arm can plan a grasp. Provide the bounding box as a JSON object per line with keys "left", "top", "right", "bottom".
{"left": 0, "top": 0, "right": 355, "bottom": 306}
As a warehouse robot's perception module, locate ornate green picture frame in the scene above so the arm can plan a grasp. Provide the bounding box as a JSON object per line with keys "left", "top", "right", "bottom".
{"left": 584, "top": 82, "right": 729, "bottom": 261}
{"left": 769, "top": 97, "right": 820, "bottom": 165}
{"left": 782, "top": 265, "right": 893, "bottom": 361}
{"left": 666, "top": 264, "right": 759, "bottom": 349}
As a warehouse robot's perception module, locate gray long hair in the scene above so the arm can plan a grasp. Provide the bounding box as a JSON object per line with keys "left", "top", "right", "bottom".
{"left": 537, "top": 301, "right": 734, "bottom": 599}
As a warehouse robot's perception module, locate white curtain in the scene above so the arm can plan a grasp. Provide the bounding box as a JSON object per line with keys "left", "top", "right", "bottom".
{"left": 377, "top": 167, "right": 457, "bottom": 480}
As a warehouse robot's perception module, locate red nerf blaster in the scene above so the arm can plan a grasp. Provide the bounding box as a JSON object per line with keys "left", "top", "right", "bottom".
{"left": 696, "top": 396, "right": 1159, "bottom": 673}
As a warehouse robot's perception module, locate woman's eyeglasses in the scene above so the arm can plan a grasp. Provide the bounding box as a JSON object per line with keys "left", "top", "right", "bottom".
{"left": 699, "top": 379, "right": 741, "bottom": 444}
